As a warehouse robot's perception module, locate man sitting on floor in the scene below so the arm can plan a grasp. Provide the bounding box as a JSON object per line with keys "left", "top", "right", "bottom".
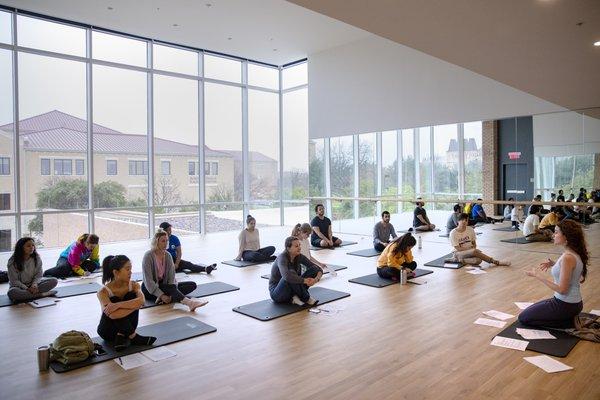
{"left": 159, "top": 222, "right": 216, "bottom": 274}
{"left": 471, "top": 199, "right": 503, "bottom": 224}
{"left": 522, "top": 205, "right": 553, "bottom": 242}
{"left": 413, "top": 198, "right": 436, "bottom": 232}
{"left": 311, "top": 204, "right": 342, "bottom": 248}
{"left": 373, "top": 211, "right": 398, "bottom": 252}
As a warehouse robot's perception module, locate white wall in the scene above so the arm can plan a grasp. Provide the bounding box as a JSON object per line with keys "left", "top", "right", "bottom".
{"left": 308, "top": 34, "right": 564, "bottom": 139}
{"left": 533, "top": 111, "right": 600, "bottom": 157}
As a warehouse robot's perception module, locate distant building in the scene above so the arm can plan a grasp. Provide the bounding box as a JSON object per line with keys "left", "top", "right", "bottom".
{"left": 446, "top": 138, "right": 481, "bottom": 165}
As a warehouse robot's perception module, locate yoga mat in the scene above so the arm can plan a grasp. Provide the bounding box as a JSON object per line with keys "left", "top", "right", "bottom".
{"left": 493, "top": 226, "right": 520, "bottom": 232}
{"left": 222, "top": 259, "right": 271, "bottom": 268}
{"left": 347, "top": 248, "right": 382, "bottom": 257}
{"left": 142, "top": 281, "right": 239, "bottom": 308}
{"left": 0, "top": 282, "right": 102, "bottom": 307}
{"left": 309, "top": 240, "right": 358, "bottom": 251}
{"left": 424, "top": 253, "right": 463, "bottom": 269}
{"left": 260, "top": 264, "right": 347, "bottom": 280}
{"left": 50, "top": 317, "right": 216, "bottom": 372}
{"left": 500, "top": 236, "right": 537, "bottom": 244}
{"left": 495, "top": 320, "right": 579, "bottom": 358}
{"left": 348, "top": 269, "right": 433, "bottom": 288}
{"left": 232, "top": 287, "right": 350, "bottom": 321}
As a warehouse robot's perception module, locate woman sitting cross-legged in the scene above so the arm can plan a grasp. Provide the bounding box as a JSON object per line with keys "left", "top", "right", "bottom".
{"left": 235, "top": 215, "right": 276, "bottom": 263}
{"left": 376, "top": 232, "right": 418, "bottom": 280}
{"left": 7, "top": 237, "right": 58, "bottom": 302}
{"left": 97, "top": 255, "right": 156, "bottom": 351}
{"left": 519, "top": 219, "right": 588, "bottom": 329}
{"left": 141, "top": 229, "right": 208, "bottom": 312}
{"left": 269, "top": 236, "right": 322, "bottom": 307}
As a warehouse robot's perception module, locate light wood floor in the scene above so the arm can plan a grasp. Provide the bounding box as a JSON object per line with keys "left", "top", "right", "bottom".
{"left": 0, "top": 221, "right": 599, "bottom": 400}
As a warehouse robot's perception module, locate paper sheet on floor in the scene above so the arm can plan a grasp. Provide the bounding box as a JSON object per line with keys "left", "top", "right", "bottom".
{"left": 141, "top": 346, "right": 177, "bottom": 362}
{"left": 115, "top": 353, "right": 151, "bottom": 370}
{"left": 28, "top": 298, "right": 57, "bottom": 308}
{"left": 590, "top": 309, "right": 600, "bottom": 316}
{"left": 490, "top": 336, "right": 528, "bottom": 351}
{"left": 474, "top": 318, "right": 506, "bottom": 328}
{"left": 516, "top": 328, "right": 556, "bottom": 340}
{"left": 466, "top": 269, "right": 487, "bottom": 275}
{"left": 483, "top": 310, "right": 515, "bottom": 321}
{"left": 515, "top": 302, "right": 534, "bottom": 310}
{"left": 524, "top": 355, "right": 573, "bottom": 373}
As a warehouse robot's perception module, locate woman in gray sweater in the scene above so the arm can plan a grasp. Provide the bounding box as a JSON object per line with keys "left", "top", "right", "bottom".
{"left": 141, "top": 230, "right": 208, "bottom": 311}
{"left": 7, "top": 237, "right": 58, "bottom": 302}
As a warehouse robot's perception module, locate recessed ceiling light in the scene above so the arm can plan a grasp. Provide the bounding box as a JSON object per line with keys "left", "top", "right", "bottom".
{"left": 273, "top": 48, "right": 278, "bottom": 52}
{"left": 172, "top": 23, "right": 179, "bottom": 27}
{"left": 206, "top": 3, "right": 212, "bottom": 6}
{"left": 107, "top": 6, "right": 114, "bottom": 10}
{"left": 594, "top": 41, "right": 600, "bottom": 47}
{"left": 227, "top": 37, "right": 232, "bottom": 40}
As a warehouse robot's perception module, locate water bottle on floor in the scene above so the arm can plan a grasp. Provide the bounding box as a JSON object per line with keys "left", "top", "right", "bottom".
{"left": 418, "top": 235, "right": 422, "bottom": 249}
{"left": 400, "top": 268, "right": 408, "bottom": 285}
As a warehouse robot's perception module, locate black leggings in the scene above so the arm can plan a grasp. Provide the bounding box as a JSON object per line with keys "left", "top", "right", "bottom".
{"left": 242, "top": 246, "right": 276, "bottom": 262}
{"left": 43, "top": 258, "right": 98, "bottom": 279}
{"left": 377, "top": 261, "right": 417, "bottom": 280}
{"left": 177, "top": 259, "right": 208, "bottom": 273}
{"left": 518, "top": 296, "right": 583, "bottom": 329}
{"left": 97, "top": 292, "right": 139, "bottom": 342}
{"left": 141, "top": 281, "right": 196, "bottom": 303}
{"left": 374, "top": 243, "right": 386, "bottom": 252}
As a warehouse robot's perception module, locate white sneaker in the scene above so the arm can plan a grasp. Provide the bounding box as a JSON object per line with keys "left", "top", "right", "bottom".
{"left": 291, "top": 295, "right": 304, "bottom": 306}
{"left": 306, "top": 297, "right": 319, "bottom": 306}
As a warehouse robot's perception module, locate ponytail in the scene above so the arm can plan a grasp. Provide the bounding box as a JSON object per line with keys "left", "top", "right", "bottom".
{"left": 391, "top": 232, "right": 417, "bottom": 257}
{"left": 101, "top": 255, "right": 130, "bottom": 284}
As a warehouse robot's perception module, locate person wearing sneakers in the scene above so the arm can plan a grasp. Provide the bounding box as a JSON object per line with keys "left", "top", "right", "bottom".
{"left": 376, "top": 232, "right": 418, "bottom": 280}
{"left": 44, "top": 233, "right": 100, "bottom": 279}
{"left": 158, "top": 222, "right": 216, "bottom": 274}
{"left": 7, "top": 237, "right": 58, "bottom": 303}
{"left": 291, "top": 223, "right": 336, "bottom": 276}
{"left": 269, "top": 236, "right": 322, "bottom": 307}
{"left": 448, "top": 213, "right": 510, "bottom": 267}
{"left": 97, "top": 255, "right": 156, "bottom": 351}
{"left": 141, "top": 229, "right": 207, "bottom": 311}
{"left": 235, "top": 215, "right": 276, "bottom": 262}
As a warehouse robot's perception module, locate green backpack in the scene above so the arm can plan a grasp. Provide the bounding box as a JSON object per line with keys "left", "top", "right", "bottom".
{"left": 49, "top": 330, "right": 95, "bottom": 365}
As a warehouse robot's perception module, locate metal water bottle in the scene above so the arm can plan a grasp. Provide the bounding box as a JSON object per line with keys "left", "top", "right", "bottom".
{"left": 400, "top": 268, "right": 408, "bottom": 285}
{"left": 418, "top": 235, "right": 422, "bottom": 249}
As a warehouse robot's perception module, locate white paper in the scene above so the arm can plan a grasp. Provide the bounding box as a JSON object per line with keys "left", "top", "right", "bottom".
{"left": 464, "top": 266, "right": 477, "bottom": 271}
{"left": 28, "top": 298, "right": 57, "bottom": 308}
{"left": 516, "top": 328, "right": 556, "bottom": 340}
{"left": 175, "top": 272, "right": 188, "bottom": 280}
{"left": 408, "top": 277, "right": 427, "bottom": 285}
{"left": 114, "top": 353, "right": 151, "bottom": 370}
{"left": 466, "top": 269, "right": 487, "bottom": 275}
{"left": 443, "top": 263, "right": 461, "bottom": 269}
{"left": 483, "top": 310, "right": 515, "bottom": 321}
{"left": 315, "top": 304, "right": 345, "bottom": 316}
{"left": 524, "top": 355, "right": 573, "bottom": 373}
{"left": 590, "top": 309, "right": 600, "bottom": 316}
{"left": 474, "top": 318, "right": 507, "bottom": 328}
{"left": 515, "top": 302, "right": 534, "bottom": 310}
{"left": 141, "top": 347, "right": 177, "bottom": 362}
{"left": 490, "top": 336, "right": 529, "bottom": 351}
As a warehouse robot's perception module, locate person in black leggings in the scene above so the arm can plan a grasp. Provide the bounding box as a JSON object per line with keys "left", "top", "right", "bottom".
{"left": 97, "top": 255, "right": 156, "bottom": 351}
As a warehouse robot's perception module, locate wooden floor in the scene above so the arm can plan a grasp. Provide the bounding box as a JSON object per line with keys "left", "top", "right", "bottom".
{"left": 1, "top": 221, "right": 599, "bottom": 400}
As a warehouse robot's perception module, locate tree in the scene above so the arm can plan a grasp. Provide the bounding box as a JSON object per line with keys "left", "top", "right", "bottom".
{"left": 154, "top": 176, "right": 182, "bottom": 207}
{"left": 94, "top": 181, "right": 127, "bottom": 208}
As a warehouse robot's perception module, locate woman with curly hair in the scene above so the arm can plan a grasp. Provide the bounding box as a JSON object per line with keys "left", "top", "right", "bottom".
{"left": 519, "top": 219, "right": 589, "bottom": 328}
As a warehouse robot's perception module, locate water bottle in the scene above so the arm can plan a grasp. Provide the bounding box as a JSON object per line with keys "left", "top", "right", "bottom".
{"left": 400, "top": 268, "right": 408, "bottom": 285}
{"left": 418, "top": 235, "right": 422, "bottom": 249}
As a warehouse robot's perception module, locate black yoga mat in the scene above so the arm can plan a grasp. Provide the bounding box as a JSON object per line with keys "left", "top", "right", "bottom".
{"left": 309, "top": 240, "right": 358, "bottom": 251}
{"left": 495, "top": 320, "right": 579, "bottom": 358}
{"left": 348, "top": 269, "right": 433, "bottom": 288}
{"left": 232, "top": 286, "right": 350, "bottom": 321}
{"left": 493, "top": 226, "right": 520, "bottom": 232}
{"left": 50, "top": 317, "right": 216, "bottom": 373}
{"left": 423, "top": 253, "right": 463, "bottom": 269}
{"left": 347, "top": 248, "right": 381, "bottom": 257}
{"left": 142, "top": 281, "right": 239, "bottom": 308}
{"left": 0, "top": 282, "right": 102, "bottom": 308}
{"left": 500, "top": 236, "right": 537, "bottom": 244}
{"left": 222, "top": 259, "right": 270, "bottom": 267}
{"left": 260, "top": 264, "right": 347, "bottom": 280}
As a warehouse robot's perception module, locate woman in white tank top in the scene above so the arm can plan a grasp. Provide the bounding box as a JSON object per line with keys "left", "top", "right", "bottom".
{"left": 519, "top": 220, "right": 589, "bottom": 329}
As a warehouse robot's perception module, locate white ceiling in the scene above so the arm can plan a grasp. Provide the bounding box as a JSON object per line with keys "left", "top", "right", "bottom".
{"left": 289, "top": 0, "right": 600, "bottom": 111}
{"left": 0, "top": 0, "right": 370, "bottom": 65}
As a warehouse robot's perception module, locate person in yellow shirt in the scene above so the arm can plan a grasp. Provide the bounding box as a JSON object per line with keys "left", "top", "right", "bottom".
{"left": 376, "top": 233, "right": 417, "bottom": 280}
{"left": 539, "top": 208, "right": 563, "bottom": 232}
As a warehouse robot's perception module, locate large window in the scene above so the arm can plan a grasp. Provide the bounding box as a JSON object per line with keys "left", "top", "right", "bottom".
{"left": 401, "top": 129, "right": 415, "bottom": 211}
{"left": 381, "top": 131, "right": 398, "bottom": 213}
{"left": 433, "top": 124, "right": 458, "bottom": 210}
{"left": 282, "top": 63, "right": 307, "bottom": 89}
{"left": 418, "top": 127, "right": 431, "bottom": 196}
{"left": 330, "top": 136, "right": 354, "bottom": 220}
{"left": 17, "top": 15, "right": 86, "bottom": 57}
{"left": 0, "top": 11, "right": 11, "bottom": 44}
{"left": 358, "top": 133, "right": 376, "bottom": 217}
{"left": 153, "top": 44, "right": 198, "bottom": 76}
{"left": 204, "top": 55, "right": 241, "bottom": 83}
{"left": 463, "top": 121, "right": 483, "bottom": 195}
{"left": 92, "top": 31, "right": 147, "bottom": 67}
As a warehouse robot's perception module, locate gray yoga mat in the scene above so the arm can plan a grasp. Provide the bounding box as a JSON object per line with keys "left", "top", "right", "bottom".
{"left": 348, "top": 268, "right": 433, "bottom": 288}
{"left": 347, "top": 248, "right": 382, "bottom": 257}
{"left": 423, "top": 253, "right": 463, "bottom": 269}
{"left": 50, "top": 316, "right": 216, "bottom": 373}
{"left": 232, "top": 286, "right": 350, "bottom": 321}
{"left": 500, "top": 236, "right": 536, "bottom": 244}
{"left": 310, "top": 240, "right": 358, "bottom": 251}
{"left": 495, "top": 320, "right": 580, "bottom": 358}
{"left": 260, "top": 264, "right": 347, "bottom": 279}
{"left": 0, "top": 282, "right": 103, "bottom": 308}
{"left": 142, "top": 281, "right": 239, "bottom": 308}
{"left": 222, "top": 259, "right": 271, "bottom": 267}
{"left": 493, "top": 226, "right": 520, "bottom": 232}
